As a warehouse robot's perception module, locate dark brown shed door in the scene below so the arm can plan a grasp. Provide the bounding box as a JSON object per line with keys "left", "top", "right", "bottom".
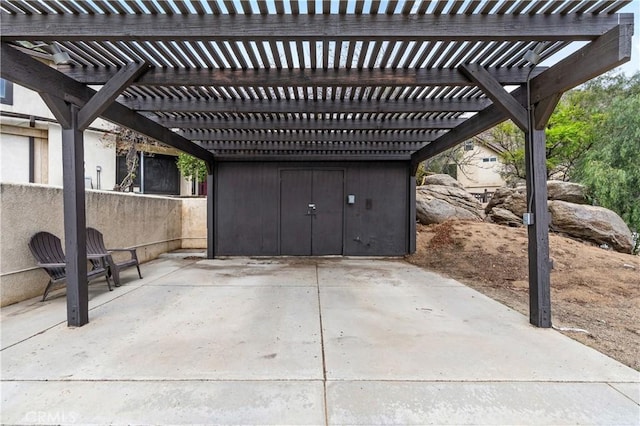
{"left": 280, "top": 170, "right": 344, "bottom": 255}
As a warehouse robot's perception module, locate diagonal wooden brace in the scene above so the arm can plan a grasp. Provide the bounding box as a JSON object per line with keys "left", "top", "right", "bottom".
{"left": 40, "top": 93, "right": 72, "bottom": 129}
{"left": 460, "top": 63, "right": 529, "bottom": 132}
{"left": 77, "top": 61, "right": 148, "bottom": 130}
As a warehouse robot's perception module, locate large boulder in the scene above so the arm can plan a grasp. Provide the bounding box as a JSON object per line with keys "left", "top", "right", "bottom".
{"left": 484, "top": 181, "right": 633, "bottom": 253}
{"left": 547, "top": 180, "right": 589, "bottom": 204}
{"left": 422, "top": 174, "right": 464, "bottom": 189}
{"left": 416, "top": 183, "right": 484, "bottom": 225}
{"left": 549, "top": 200, "right": 633, "bottom": 253}
{"left": 487, "top": 207, "right": 523, "bottom": 227}
{"left": 485, "top": 186, "right": 527, "bottom": 219}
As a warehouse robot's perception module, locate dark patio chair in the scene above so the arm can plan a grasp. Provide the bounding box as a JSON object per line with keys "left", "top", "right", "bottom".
{"left": 86, "top": 227, "right": 142, "bottom": 287}
{"left": 28, "top": 231, "right": 112, "bottom": 301}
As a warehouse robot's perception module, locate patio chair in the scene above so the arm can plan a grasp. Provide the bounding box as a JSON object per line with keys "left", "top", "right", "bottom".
{"left": 28, "top": 231, "right": 112, "bottom": 301}
{"left": 86, "top": 227, "right": 142, "bottom": 287}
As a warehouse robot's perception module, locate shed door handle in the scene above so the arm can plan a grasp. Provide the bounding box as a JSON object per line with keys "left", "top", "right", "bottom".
{"left": 306, "top": 203, "right": 316, "bottom": 215}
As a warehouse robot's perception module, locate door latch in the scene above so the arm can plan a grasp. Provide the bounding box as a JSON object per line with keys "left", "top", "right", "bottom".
{"left": 306, "top": 203, "right": 317, "bottom": 216}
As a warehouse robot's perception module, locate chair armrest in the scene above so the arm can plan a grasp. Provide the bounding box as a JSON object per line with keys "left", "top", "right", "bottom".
{"left": 87, "top": 253, "right": 108, "bottom": 260}
{"left": 36, "top": 262, "right": 66, "bottom": 268}
{"left": 108, "top": 248, "right": 138, "bottom": 258}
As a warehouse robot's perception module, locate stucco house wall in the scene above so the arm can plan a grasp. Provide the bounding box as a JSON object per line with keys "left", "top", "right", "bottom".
{"left": 1, "top": 80, "right": 193, "bottom": 195}
{"left": 1, "top": 80, "right": 117, "bottom": 189}
{"left": 456, "top": 143, "right": 506, "bottom": 193}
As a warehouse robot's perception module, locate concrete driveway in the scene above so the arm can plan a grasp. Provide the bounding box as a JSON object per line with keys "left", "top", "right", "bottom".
{"left": 1, "top": 256, "right": 638, "bottom": 425}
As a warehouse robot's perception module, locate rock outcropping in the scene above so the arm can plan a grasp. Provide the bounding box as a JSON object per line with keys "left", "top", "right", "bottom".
{"left": 549, "top": 200, "right": 633, "bottom": 253}
{"left": 485, "top": 186, "right": 527, "bottom": 219}
{"left": 546, "top": 181, "right": 589, "bottom": 205}
{"left": 416, "top": 174, "right": 484, "bottom": 225}
{"left": 485, "top": 180, "right": 633, "bottom": 253}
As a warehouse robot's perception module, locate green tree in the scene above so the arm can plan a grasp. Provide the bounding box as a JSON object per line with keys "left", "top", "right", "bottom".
{"left": 176, "top": 153, "right": 207, "bottom": 185}
{"left": 575, "top": 80, "right": 640, "bottom": 237}
{"left": 545, "top": 95, "right": 600, "bottom": 181}
{"left": 488, "top": 92, "right": 600, "bottom": 185}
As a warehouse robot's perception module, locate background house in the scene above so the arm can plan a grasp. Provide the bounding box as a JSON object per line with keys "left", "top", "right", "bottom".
{"left": 455, "top": 139, "right": 507, "bottom": 199}
{"left": 1, "top": 76, "right": 193, "bottom": 196}
{"left": 1, "top": 77, "right": 116, "bottom": 189}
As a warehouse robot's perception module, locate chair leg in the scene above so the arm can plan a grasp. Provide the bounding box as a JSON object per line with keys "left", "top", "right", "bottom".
{"left": 111, "top": 267, "right": 121, "bottom": 287}
{"left": 105, "top": 274, "right": 113, "bottom": 291}
{"left": 136, "top": 264, "right": 142, "bottom": 279}
{"left": 42, "top": 280, "right": 54, "bottom": 302}
{"left": 106, "top": 257, "right": 121, "bottom": 287}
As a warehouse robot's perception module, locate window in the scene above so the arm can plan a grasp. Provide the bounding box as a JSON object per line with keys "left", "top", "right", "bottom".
{"left": 116, "top": 152, "right": 180, "bottom": 195}
{"left": 482, "top": 157, "right": 497, "bottom": 163}
{"left": 463, "top": 140, "right": 474, "bottom": 151}
{"left": 0, "top": 79, "right": 13, "bottom": 105}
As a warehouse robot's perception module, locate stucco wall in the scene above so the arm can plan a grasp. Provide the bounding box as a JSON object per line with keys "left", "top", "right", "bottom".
{"left": 181, "top": 198, "right": 207, "bottom": 249}
{"left": 1, "top": 82, "right": 56, "bottom": 119}
{"left": 44, "top": 125, "right": 116, "bottom": 189}
{"left": 0, "top": 183, "right": 188, "bottom": 306}
{"left": 2, "top": 80, "right": 116, "bottom": 190}
{"left": 0, "top": 132, "right": 30, "bottom": 183}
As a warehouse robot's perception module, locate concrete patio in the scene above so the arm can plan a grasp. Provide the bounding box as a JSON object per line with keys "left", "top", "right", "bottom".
{"left": 1, "top": 256, "right": 638, "bottom": 425}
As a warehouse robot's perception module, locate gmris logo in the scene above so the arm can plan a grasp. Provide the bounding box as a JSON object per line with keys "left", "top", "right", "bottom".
{"left": 23, "top": 410, "right": 79, "bottom": 423}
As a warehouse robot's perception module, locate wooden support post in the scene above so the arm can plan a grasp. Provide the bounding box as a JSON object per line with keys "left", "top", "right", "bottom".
{"left": 525, "top": 124, "right": 552, "bottom": 328}
{"left": 206, "top": 161, "right": 215, "bottom": 259}
{"left": 61, "top": 105, "right": 89, "bottom": 326}
{"left": 408, "top": 170, "right": 417, "bottom": 254}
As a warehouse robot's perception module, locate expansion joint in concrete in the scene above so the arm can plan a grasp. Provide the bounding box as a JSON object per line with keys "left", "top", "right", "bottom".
{"left": 315, "top": 263, "right": 329, "bottom": 426}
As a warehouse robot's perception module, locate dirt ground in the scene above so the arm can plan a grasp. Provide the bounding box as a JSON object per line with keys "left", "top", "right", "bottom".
{"left": 406, "top": 220, "right": 640, "bottom": 371}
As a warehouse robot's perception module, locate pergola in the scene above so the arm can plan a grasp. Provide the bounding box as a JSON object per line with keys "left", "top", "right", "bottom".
{"left": 1, "top": 0, "right": 633, "bottom": 327}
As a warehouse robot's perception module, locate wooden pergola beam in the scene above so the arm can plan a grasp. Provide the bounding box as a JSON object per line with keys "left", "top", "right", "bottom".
{"left": 530, "top": 24, "right": 634, "bottom": 109}
{"left": 215, "top": 154, "right": 411, "bottom": 162}
{"left": 184, "top": 130, "right": 441, "bottom": 143}
{"left": 60, "top": 66, "right": 546, "bottom": 87}
{"left": 123, "top": 98, "right": 491, "bottom": 114}
{"left": 161, "top": 117, "right": 463, "bottom": 130}
{"left": 0, "top": 43, "right": 215, "bottom": 163}
{"left": 200, "top": 141, "right": 426, "bottom": 151}
{"left": 2, "top": 13, "right": 630, "bottom": 41}
{"left": 410, "top": 101, "right": 510, "bottom": 168}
